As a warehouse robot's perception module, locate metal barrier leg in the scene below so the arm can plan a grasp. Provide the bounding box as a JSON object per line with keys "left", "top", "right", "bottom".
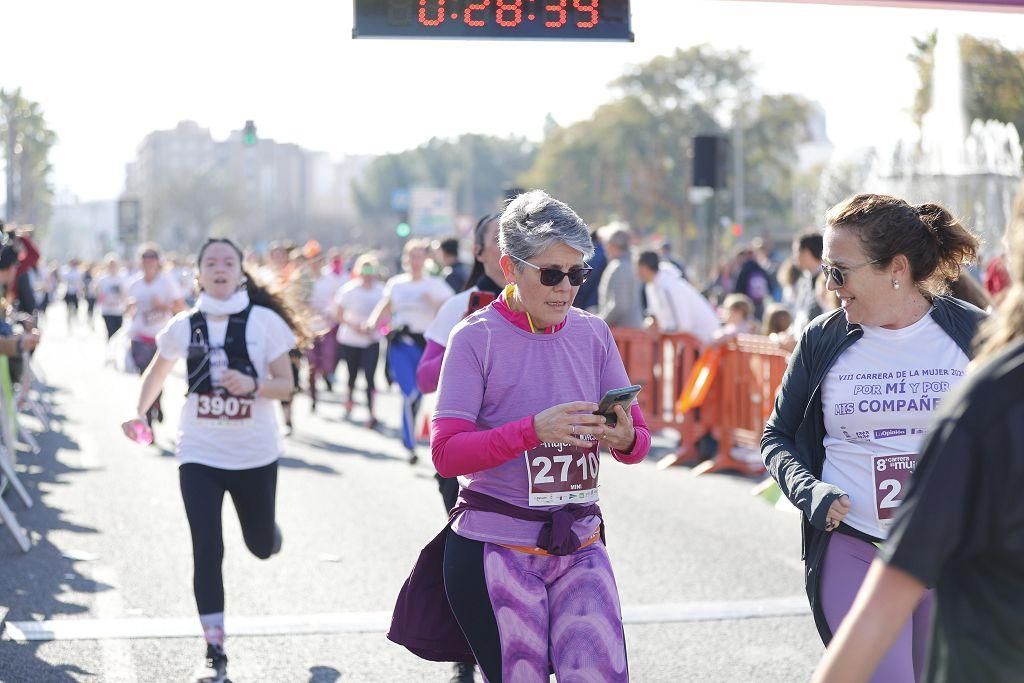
{"left": 0, "top": 446, "right": 32, "bottom": 508}
{"left": 0, "top": 496, "right": 32, "bottom": 552}
{"left": 18, "top": 425, "right": 40, "bottom": 455}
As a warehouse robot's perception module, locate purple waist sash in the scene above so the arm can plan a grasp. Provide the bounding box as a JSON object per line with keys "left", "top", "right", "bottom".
{"left": 386, "top": 488, "right": 604, "bottom": 663}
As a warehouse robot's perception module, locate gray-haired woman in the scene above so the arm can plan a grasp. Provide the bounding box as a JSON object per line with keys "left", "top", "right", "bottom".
{"left": 389, "top": 191, "right": 651, "bottom": 682}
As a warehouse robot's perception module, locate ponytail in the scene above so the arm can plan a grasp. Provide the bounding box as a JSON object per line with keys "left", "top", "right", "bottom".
{"left": 915, "top": 203, "right": 980, "bottom": 294}
{"left": 242, "top": 269, "right": 313, "bottom": 349}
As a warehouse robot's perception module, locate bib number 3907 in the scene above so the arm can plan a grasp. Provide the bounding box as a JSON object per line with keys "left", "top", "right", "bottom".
{"left": 526, "top": 440, "right": 599, "bottom": 507}
{"left": 872, "top": 453, "right": 919, "bottom": 529}
{"left": 196, "top": 392, "right": 254, "bottom": 424}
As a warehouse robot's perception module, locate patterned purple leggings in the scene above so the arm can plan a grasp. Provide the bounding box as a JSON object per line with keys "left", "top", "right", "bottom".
{"left": 821, "top": 532, "right": 934, "bottom": 682}
{"left": 443, "top": 530, "right": 629, "bottom": 683}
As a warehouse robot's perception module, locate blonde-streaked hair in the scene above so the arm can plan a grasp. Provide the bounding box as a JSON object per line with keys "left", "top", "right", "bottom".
{"left": 975, "top": 182, "right": 1024, "bottom": 363}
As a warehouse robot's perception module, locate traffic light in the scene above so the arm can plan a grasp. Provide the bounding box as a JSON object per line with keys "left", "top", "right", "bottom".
{"left": 243, "top": 120, "right": 257, "bottom": 146}
{"left": 395, "top": 210, "right": 411, "bottom": 238}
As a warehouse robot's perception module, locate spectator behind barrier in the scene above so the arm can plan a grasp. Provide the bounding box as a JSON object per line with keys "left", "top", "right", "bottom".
{"left": 636, "top": 250, "right": 719, "bottom": 344}
{"left": 0, "top": 241, "right": 41, "bottom": 357}
{"left": 438, "top": 237, "right": 469, "bottom": 294}
{"left": 597, "top": 226, "right": 643, "bottom": 329}
{"left": 791, "top": 231, "right": 824, "bottom": 333}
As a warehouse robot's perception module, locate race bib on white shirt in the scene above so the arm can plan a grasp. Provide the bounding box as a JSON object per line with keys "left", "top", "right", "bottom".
{"left": 195, "top": 390, "right": 255, "bottom": 427}
{"left": 872, "top": 452, "right": 920, "bottom": 531}
{"left": 821, "top": 312, "right": 968, "bottom": 538}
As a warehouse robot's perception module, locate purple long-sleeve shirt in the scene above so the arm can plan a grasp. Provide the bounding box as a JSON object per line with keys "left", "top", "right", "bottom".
{"left": 432, "top": 295, "right": 650, "bottom": 547}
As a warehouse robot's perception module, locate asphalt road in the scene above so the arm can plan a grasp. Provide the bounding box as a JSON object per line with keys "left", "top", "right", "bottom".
{"left": 0, "top": 307, "right": 822, "bottom": 682}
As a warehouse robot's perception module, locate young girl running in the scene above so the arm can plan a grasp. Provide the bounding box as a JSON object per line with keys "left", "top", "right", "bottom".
{"left": 122, "top": 237, "right": 309, "bottom": 683}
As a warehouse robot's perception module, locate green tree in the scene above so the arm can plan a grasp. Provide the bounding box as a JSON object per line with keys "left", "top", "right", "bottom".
{"left": 522, "top": 45, "right": 814, "bottom": 273}
{"left": 1, "top": 88, "right": 57, "bottom": 228}
{"left": 911, "top": 32, "right": 1024, "bottom": 136}
{"left": 353, "top": 134, "right": 536, "bottom": 241}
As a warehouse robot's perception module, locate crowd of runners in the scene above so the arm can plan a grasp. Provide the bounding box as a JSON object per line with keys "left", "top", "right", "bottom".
{"left": 2, "top": 182, "right": 1021, "bottom": 683}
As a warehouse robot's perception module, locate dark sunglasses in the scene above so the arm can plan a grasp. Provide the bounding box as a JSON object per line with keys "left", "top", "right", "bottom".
{"left": 820, "top": 257, "right": 883, "bottom": 288}
{"left": 510, "top": 254, "right": 592, "bottom": 287}
{"left": 141, "top": 251, "right": 160, "bottom": 260}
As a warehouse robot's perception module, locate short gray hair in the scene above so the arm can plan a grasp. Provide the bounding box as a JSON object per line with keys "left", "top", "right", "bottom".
{"left": 604, "top": 227, "right": 632, "bottom": 252}
{"left": 499, "top": 190, "right": 594, "bottom": 268}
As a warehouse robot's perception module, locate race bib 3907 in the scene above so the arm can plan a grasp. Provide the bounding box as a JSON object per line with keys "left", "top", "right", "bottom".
{"left": 196, "top": 391, "right": 254, "bottom": 426}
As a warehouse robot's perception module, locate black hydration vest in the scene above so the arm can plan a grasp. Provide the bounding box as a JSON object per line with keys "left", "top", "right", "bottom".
{"left": 186, "top": 305, "right": 257, "bottom": 395}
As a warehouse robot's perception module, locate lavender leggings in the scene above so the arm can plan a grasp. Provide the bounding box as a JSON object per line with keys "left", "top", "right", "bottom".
{"left": 821, "top": 532, "right": 934, "bottom": 683}
{"left": 444, "top": 531, "right": 629, "bottom": 683}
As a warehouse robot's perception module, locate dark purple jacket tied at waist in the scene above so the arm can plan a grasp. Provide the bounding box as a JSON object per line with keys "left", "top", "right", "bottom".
{"left": 387, "top": 488, "right": 605, "bottom": 663}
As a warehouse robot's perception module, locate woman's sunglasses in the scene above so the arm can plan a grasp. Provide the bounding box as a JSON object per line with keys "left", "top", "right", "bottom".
{"left": 820, "top": 257, "right": 884, "bottom": 288}
{"left": 510, "top": 254, "right": 592, "bottom": 287}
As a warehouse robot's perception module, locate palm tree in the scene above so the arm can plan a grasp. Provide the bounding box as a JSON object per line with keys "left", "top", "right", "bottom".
{"left": 1, "top": 88, "right": 57, "bottom": 226}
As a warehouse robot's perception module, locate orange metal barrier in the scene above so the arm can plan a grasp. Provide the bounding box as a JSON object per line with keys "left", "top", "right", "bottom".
{"left": 611, "top": 328, "right": 791, "bottom": 477}
{"left": 690, "top": 335, "right": 791, "bottom": 476}
{"left": 610, "top": 328, "right": 707, "bottom": 466}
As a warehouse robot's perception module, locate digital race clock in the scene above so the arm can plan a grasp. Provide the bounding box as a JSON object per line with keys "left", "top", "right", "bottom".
{"left": 353, "top": 0, "right": 633, "bottom": 41}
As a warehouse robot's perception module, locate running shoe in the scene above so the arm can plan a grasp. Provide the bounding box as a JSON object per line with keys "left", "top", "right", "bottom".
{"left": 450, "top": 662, "right": 475, "bottom": 683}
{"left": 365, "top": 417, "right": 379, "bottom": 431}
{"left": 343, "top": 399, "right": 354, "bottom": 418}
{"left": 271, "top": 524, "right": 283, "bottom": 555}
{"left": 407, "top": 450, "right": 418, "bottom": 465}
{"left": 194, "top": 643, "right": 228, "bottom": 683}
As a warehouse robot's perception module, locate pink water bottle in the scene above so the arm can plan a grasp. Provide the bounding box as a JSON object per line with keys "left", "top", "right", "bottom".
{"left": 125, "top": 419, "right": 153, "bottom": 445}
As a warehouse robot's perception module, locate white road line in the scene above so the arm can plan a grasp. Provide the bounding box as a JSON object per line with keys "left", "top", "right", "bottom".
{"left": 3, "top": 597, "right": 810, "bottom": 643}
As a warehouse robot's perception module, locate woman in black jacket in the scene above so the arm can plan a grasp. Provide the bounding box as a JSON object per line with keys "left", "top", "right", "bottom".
{"left": 761, "top": 194, "right": 985, "bottom": 682}
{"left": 814, "top": 185, "right": 1024, "bottom": 683}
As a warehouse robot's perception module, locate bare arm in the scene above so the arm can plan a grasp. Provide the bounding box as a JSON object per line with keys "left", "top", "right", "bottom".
{"left": 812, "top": 560, "right": 926, "bottom": 683}
{"left": 135, "top": 354, "right": 176, "bottom": 417}
{"left": 259, "top": 351, "right": 296, "bottom": 401}
{"left": 366, "top": 297, "right": 391, "bottom": 331}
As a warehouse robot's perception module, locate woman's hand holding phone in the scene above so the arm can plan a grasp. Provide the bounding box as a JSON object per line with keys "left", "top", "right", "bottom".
{"left": 598, "top": 404, "right": 636, "bottom": 451}
{"left": 533, "top": 401, "right": 606, "bottom": 449}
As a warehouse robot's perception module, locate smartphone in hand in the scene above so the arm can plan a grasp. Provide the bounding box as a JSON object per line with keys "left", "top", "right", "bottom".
{"left": 593, "top": 385, "right": 642, "bottom": 426}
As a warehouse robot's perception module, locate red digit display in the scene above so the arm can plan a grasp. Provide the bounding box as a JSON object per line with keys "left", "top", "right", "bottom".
{"left": 354, "top": 0, "right": 632, "bottom": 41}
{"left": 574, "top": 0, "right": 599, "bottom": 28}
{"left": 544, "top": 0, "right": 567, "bottom": 27}
{"left": 496, "top": 0, "right": 523, "bottom": 27}
{"left": 418, "top": 0, "right": 446, "bottom": 26}
{"left": 464, "top": 0, "right": 490, "bottom": 26}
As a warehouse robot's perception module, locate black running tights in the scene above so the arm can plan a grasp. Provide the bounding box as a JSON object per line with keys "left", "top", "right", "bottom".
{"left": 179, "top": 461, "right": 278, "bottom": 615}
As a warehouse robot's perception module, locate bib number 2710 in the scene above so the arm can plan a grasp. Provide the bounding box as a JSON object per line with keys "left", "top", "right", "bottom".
{"left": 526, "top": 441, "right": 599, "bottom": 507}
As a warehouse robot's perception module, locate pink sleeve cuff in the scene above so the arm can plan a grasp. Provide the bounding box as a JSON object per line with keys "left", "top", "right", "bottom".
{"left": 611, "top": 403, "right": 650, "bottom": 464}
{"left": 416, "top": 340, "right": 446, "bottom": 394}
{"left": 431, "top": 415, "right": 541, "bottom": 478}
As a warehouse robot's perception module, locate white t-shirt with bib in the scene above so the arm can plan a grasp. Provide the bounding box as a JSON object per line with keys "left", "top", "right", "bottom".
{"left": 425, "top": 289, "right": 477, "bottom": 346}
{"left": 383, "top": 274, "right": 453, "bottom": 334}
{"left": 96, "top": 273, "right": 127, "bottom": 315}
{"left": 821, "top": 312, "right": 969, "bottom": 538}
{"left": 335, "top": 280, "right": 385, "bottom": 348}
{"left": 127, "top": 273, "right": 184, "bottom": 339}
{"left": 156, "top": 305, "right": 296, "bottom": 470}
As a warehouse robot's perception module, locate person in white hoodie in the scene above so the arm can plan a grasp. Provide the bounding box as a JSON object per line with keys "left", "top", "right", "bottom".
{"left": 637, "top": 250, "right": 719, "bottom": 344}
